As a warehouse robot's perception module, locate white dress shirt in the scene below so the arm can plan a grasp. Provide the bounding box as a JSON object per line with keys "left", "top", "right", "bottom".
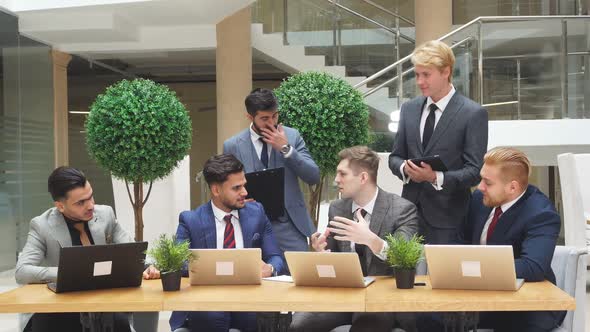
{"left": 211, "top": 201, "right": 244, "bottom": 249}
{"left": 400, "top": 85, "right": 456, "bottom": 191}
{"left": 479, "top": 190, "right": 526, "bottom": 245}
{"left": 249, "top": 124, "right": 292, "bottom": 165}
{"left": 350, "top": 188, "right": 388, "bottom": 260}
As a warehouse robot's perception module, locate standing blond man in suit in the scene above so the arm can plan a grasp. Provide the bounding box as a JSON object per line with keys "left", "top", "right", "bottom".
{"left": 389, "top": 40, "right": 488, "bottom": 244}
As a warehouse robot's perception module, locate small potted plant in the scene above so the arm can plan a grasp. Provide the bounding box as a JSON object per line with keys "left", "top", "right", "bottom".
{"left": 146, "top": 234, "right": 195, "bottom": 291}
{"left": 385, "top": 233, "right": 424, "bottom": 289}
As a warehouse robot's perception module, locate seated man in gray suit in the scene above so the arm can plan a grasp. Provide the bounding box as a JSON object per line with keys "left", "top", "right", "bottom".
{"left": 15, "top": 166, "right": 153, "bottom": 332}
{"left": 389, "top": 40, "right": 488, "bottom": 244}
{"left": 290, "top": 146, "right": 419, "bottom": 332}
{"left": 223, "top": 88, "right": 320, "bottom": 253}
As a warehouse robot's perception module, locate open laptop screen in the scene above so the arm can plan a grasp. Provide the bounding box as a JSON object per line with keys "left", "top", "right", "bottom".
{"left": 48, "top": 242, "right": 147, "bottom": 293}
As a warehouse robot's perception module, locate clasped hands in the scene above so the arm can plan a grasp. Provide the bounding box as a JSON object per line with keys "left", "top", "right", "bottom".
{"left": 404, "top": 159, "right": 436, "bottom": 184}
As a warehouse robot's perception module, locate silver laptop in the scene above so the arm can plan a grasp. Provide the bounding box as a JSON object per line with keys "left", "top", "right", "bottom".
{"left": 424, "top": 244, "right": 525, "bottom": 291}
{"left": 188, "top": 248, "right": 262, "bottom": 285}
{"left": 285, "top": 251, "right": 375, "bottom": 288}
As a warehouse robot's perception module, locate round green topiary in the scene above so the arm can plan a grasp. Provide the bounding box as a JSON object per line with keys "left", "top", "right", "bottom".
{"left": 274, "top": 71, "right": 369, "bottom": 224}
{"left": 85, "top": 78, "right": 192, "bottom": 183}
{"left": 274, "top": 71, "right": 370, "bottom": 177}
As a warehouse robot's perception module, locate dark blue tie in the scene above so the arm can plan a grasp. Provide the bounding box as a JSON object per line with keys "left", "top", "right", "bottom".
{"left": 423, "top": 103, "right": 437, "bottom": 149}
{"left": 259, "top": 137, "right": 268, "bottom": 168}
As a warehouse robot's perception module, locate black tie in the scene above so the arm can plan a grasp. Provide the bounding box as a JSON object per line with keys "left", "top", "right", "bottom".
{"left": 422, "top": 103, "right": 437, "bottom": 149}
{"left": 355, "top": 208, "right": 369, "bottom": 277}
{"left": 259, "top": 137, "right": 268, "bottom": 168}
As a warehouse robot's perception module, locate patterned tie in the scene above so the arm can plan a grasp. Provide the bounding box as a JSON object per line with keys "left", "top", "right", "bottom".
{"left": 223, "top": 214, "right": 236, "bottom": 249}
{"left": 355, "top": 208, "right": 369, "bottom": 276}
{"left": 422, "top": 103, "right": 437, "bottom": 149}
{"left": 259, "top": 137, "right": 268, "bottom": 168}
{"left": 72, "top": 222, "right": 91, "bottom": 246}
{"left": 486, "top": 207, "right": 503, "bottom": 243}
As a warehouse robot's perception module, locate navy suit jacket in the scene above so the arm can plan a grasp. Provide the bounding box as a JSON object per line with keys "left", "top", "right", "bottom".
{"left": 459, "top": 185, "right": 565, "bottom": 329}
{"left": 223, "top": 126, "right": 320, "bottom": 237}
{"left": 170, "top": 201, "right": 285, "bottom": 330}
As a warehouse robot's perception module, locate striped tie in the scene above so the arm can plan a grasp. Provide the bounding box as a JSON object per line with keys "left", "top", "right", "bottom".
{"left": 223, "top": 214, "right": 236, "bottom": 249}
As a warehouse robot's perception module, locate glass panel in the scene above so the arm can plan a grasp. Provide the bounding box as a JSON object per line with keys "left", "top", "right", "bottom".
{"left": 565, "top": 18, "right": 590, "bottom": 119}
{"left": 453, "top": 0, "right": 580, "bottom": 25}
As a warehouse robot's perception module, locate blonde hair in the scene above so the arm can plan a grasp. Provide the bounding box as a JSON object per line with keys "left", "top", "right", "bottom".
{"left": 338, "top": 146, "right": 379, "bottom": 184}
{"left": 411, "top": 40, "right": 455, "bottom": 82}
{"left": 484, "top": 147, "right": 531, "bottom": 187}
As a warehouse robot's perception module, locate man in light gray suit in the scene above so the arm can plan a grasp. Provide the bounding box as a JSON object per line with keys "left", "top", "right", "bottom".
{"left": 389, "top": 40, "right": 488, "bottom": 244}
{"left": 290, "top": 146, "right": 418, "bottom": 332}
{"left": 15, "top": 167, "right": 153, "bottom": 332}
{"left": 223, "top": 88, "right": 320, "bottom": 253}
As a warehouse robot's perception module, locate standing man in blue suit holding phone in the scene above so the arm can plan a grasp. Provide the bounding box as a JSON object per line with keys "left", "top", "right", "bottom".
{"left": 389, "top": 40, "right": 488, "bottom": 244}
{"left": 223, "top": 88, "right": 320, "bottom": 253}
{"left": 169, "top": 154, "right": 285, "bottom": 332}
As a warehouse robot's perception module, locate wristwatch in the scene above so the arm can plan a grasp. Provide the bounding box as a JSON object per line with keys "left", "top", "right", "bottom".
{"left": 269, "top": 264, "right": 275, "bottom": 276}
{"left": 280, "top": 144, "right": 291, "bottom": 155}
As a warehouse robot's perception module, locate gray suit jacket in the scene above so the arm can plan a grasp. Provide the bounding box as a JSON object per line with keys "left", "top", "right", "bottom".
{"left": 15, "top": 205, "right": 132, "bottom": 330}
{"left": 326, "top": 188, "right": 418, "bottom": 276}
{"left": 389, "top": 93, "right": 488, "bottom": 230}
{"left": 223, "top": 126, "right": 320, "bottom": 237}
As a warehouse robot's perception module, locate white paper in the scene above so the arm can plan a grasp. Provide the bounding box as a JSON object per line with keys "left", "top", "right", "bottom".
{"left": 262, "top": 275, "right": 294, "bottom": 283}
{"left": 216, "top": 261, "right": 234, "bottom": 276}
{"left": 93, "top": 261, "right": 112, "bottom": 277}
{"left": 316, "top": 265, "right": 336, "bottom": 278}
{"left": 461, "top": 261, "right": 481, "bottom": 277}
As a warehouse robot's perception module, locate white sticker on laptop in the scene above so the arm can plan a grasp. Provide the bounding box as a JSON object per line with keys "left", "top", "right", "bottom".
{"left": 316, "top": 265, "right": 336, "bottom": 278}
{"left": 461, "top": 261, "right": 481, "bottom": 277}
{"left": 216, "top": 261, "right": 234, "bottom": 276}
{"left": 93, "top": 261, "right": 112, "bottom": 277}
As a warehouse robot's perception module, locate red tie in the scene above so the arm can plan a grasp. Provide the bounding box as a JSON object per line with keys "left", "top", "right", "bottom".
{"left": 486, "top": 207, "right": 503, "bottom": 242}
{"left": 223, "top": 214, "right": 236, "bottom": 249}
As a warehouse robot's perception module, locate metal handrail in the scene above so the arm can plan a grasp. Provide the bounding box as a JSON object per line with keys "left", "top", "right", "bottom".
{"left": 361, "top": 36, "right": 474, "bottom": 97}
{"left": 361, "top": 0, "right": 415, "bottom": 26}
{"left": 355, "top": 15, "right": 589, "bottom": 90}
{"left": 325, "top": 0, "right": 415, "bottom": 43}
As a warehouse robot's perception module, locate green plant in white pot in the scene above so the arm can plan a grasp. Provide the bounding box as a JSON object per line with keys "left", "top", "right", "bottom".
{"left": 385, "top": 233, "right": 424, "bottom": 289}
{"left": 146, "top": 234, "right": 195, "bottom": 291}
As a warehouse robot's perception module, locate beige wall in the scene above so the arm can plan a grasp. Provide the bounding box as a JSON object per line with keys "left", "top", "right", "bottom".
{"left": 52, "top": 50, "right": 72, "bottom": 167}
{"left": 216, "top": 6, "right": 252, "bottom": 153}
{"left": 415, "top": 0, "right": 452, "bottom": 45}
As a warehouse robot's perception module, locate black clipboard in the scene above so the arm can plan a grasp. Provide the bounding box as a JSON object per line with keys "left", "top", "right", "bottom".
{"left": 245, "top": 167, "right": 285, "bottom": 220}
{"left": 410, "top": 155, "right": 448, "bottom": 172}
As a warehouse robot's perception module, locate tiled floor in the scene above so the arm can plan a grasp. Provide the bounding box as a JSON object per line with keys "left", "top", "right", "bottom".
{"left": 0, "top": 271, "right": 588, "bottom": 332}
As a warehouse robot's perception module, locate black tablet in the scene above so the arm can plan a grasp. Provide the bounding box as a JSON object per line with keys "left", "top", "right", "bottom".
{"left": 245, "top": 167, "right": 285, "bottom": 220}
{"left": 410, "top": 155, "right": 448, "bottom": 172}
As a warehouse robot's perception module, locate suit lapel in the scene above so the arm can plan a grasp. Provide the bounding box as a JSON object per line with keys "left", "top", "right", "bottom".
{"left": 88, "top": 215, "right": 106, "bottom": 245}
{"left": 48, "top": 210, "right": 72, "bottom": 247}
{"left": 203, "top": 202, "right": 217, "bottom": 249}
{"left": 424, "top": 93, "right": 464, "bottom": 154}
{"left": 474, "top": 206, "right": 493, "bottom": 244}
{"left": 488, "top": 187, "right": 532, "bottom": 243}
{"left": 366, "top": 189, "right": 389, "bottom": 269}
{"left": 412, "top": 97, "right": 427, "bottom": 155}
{"left": 237, "top": 130, "right": 265, "bottom": 172}
{"left": 238, "top": 208, "right": 253, "bottom": 248}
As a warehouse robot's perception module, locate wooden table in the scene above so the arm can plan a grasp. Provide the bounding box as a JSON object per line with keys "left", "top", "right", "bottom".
{"left": 0, "top": 277, "right": 574, "bottom": 314}
{"left": 366, "top": 276, "right": 576, "bottom": 312}
{"left": 0, "top": 281, "right": 164, "bottom": 313}
{"left": 163, "top": 278, "right": 366, "bottom": 312}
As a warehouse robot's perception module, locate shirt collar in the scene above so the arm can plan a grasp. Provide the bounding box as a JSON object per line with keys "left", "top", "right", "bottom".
{"left": 351, "top": 187, "right": 379, "bottom": 216}
{"left": 211, "top": 201, "right": 239, "bottom": 224}
{"left": 426, "top": 84, "right": 456, "bottom": 112}
{"left": 249, "top": 123, "right": 262, "bottom": 141}
{"left": 499, "top": 189, "right": 526, "bottom": 214}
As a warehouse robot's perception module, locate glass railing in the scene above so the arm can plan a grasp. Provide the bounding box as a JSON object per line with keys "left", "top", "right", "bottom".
{"left": 252, "top": 0, "right": 415, "bottom": 80}
{"left": 358, "top": 16, "right": 590, "bottom": 125}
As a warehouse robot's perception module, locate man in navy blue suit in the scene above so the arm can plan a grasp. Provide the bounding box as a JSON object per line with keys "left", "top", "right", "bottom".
{"left": 169, "top": 154, "right": 285, "bottom": 332}
{"left": 420, "top": 147, "right": 564, "bottom": 332}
